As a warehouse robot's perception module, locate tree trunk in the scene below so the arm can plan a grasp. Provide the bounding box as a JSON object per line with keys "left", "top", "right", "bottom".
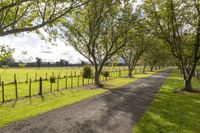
{"left": 150, "top": 66, "right": 154, "bottom": 72}
{"left": 184, "top": 78, "right": 192, "bottom": 91}
{"left": 143, "top": 65, "right": 146, "bottom": 74}
{"left": 94, "top": 66, "right": 102, "bottom": 87}
{"left": 128, "top": 68, "right": 133, "bottom": 78}
{"left": 180, "top": 62, "right": 195, "bottom": 91}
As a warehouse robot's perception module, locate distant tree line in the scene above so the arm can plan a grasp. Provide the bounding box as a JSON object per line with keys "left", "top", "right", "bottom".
{"left": 0, "top": 57, "right": 126, "bottom": 68}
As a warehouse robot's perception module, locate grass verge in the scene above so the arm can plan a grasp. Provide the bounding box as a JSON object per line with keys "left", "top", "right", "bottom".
{"left": 132, "top": 70, "right": 200, "bottom": 133}
{"left": 104, "top": 71, "right": 159, "bottom": 89}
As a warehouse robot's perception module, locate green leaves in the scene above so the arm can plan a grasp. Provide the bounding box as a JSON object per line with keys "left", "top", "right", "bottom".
{"left": 0, "top": 45, "right": 14, "bottom": 62}
{"left": 0, "top": 0, "right": 89, "bottom": 36}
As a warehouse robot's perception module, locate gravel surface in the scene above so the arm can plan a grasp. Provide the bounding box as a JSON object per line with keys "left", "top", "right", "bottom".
{"left": 0, "top": 69, "right": 172, "bottom": 133}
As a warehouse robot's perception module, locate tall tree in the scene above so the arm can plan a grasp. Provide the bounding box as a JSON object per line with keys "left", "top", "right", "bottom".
{"left": 0, "top": 0, "right": 89, "bottom": 36}
{"left": 61, "top": 0, "right": 136, "bottom": 87}
{"left": 140, "top": 38, "right": 171, "bottom": 72}
{"left": 35, "top": 57, "right": 41, "bottom": 67}
{"left": 121, "top": 21, "right": 148, "bottom": 77}
{"left": 142, "top": 0, "right": 200, "bottom": 90}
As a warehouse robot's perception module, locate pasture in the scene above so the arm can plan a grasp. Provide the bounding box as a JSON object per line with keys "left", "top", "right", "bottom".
{"left": 0, "top": 66, "right": 148, "bottom": 103}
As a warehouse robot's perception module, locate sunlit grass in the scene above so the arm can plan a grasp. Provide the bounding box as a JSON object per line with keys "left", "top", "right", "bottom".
{"left": 0, "top": 67, "right": 161, "bottom": 128}
{"left": 104, "top": 71, "right": 158, "bottom": 89}
{"left": 0, "top": 67, "right": 146, "bottom": 102}
{"left": 133, "top": 70, "right": 200, "bottom": 133}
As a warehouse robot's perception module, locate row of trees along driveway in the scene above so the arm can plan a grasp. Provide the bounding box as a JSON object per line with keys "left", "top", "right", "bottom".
{"left": 0, "top": 0, "right": 199, "bottom": 90}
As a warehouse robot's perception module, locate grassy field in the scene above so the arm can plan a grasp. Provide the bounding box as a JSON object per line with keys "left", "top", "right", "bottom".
{"left": 133, "top": 70, "right": 200, "bottom": 133}
{"left": 0, "top": 66, "right": 149, "bottom": 83}
{"left": 0, "top": 70, "right": 158, "bottom": 128}
{"left": 0, "top": 66, "right": 149, "bottom": 102}
{"left": 0, "top": 67, "right": 120, "bottom": 83}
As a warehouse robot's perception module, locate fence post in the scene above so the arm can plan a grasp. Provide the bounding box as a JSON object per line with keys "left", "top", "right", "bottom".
{"left": 71, "top": 72, "right": 73, "bottom": 88}
{"left": 14, "top": 79, "right": 18, "bottom": 99}
{"left": 65, "top": 72, "right": 68, "bottom": 89}
{"left": 77, "top": 75, "right": 80, "bottom": 87}
{"left": 57, "top": 75, "right": 60, "bottom": 91}
{"left": 26, "top": 73, "right": 28, "bottom": 83}
{"left": 29, "top": 79, "right": 32, "bottom": 97}
{"left": 82, "top": 76, "right": 84, "bottom": 86}
{"left": 46, "top": 73, "right": 48, "bottom": 80}
{"left": 35, "top": 73, "right": 37, "bottom": 81}
{"left": 39, "top": 77, "right": 42, "bottom": 95}
{"left": 50, "top": 82, "right": 53, "bottom": 92}
{"left": 14, "top": 73, "right": 16, "bottom": 81}
{"left": 2, "top": 81, "right": 4, "bottom": 103}
{"left": 119, "top": 70, "right": 121, "bottom": 78}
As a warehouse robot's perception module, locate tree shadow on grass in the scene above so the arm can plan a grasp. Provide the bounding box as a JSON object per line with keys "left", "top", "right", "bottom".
{"left": 57, "top": 90, "right": 65, "bottom": 95}
{"left": 12, "top": 99, "right": 18, "bottom": 108}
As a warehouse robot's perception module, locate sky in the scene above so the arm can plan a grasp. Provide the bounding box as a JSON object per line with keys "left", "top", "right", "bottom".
{"left": 0, "top": 32, "right": 86, "bottom": 63}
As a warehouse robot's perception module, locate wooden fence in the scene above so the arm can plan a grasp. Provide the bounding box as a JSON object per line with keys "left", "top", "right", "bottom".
{"left": 0, "top": 66, "right": 160, "bottom": 103}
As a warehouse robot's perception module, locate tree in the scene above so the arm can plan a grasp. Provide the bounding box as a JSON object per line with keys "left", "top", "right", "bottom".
{"left": 121, "top": 22, "right": 148, "bottom": 77}
{"left": 61, "top": 0, "right": 136, "bottom": 86}
{"left": 142, "top": 0, "right": 200, "bottom": 90}
{"left": 18, "top": 63, "right": 27, "bottom": 68}
{"left": 0, "top": 45, "right": 14, "bottom": 64}
{"left": 60, "top": 59, "right": 65, "bottom": 67}
{"left": 47, "top": 62, "right": 51, "bottom": 67}
{"left": 35, "top": 57, "right": 41, "bottom": 67}
{"left": 140, "top": 38, "right": 171, "bottom": 72}
{"left": 0, "top": 0, "right": 89, "bottom": 36}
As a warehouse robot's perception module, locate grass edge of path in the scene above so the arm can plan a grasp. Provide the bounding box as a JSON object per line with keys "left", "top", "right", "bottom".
{"left": 132, "top": 69, "right": 200, "bottom": 133}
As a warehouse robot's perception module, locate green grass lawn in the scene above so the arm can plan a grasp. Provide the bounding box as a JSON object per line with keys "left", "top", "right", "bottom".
{"left": 0, "top": 66, "right": 148, "bottom": 102}
{"left": 0, "top": 69, "right": 160, "bottom": 128}
{"left": 0, "top": 66, "right": 148, "bottom": 84}
{"left": 104, "top": 71, "right": 159, "bottom": 89}
{"left": 133, "top": 70, "right": 200, "bottom": 133}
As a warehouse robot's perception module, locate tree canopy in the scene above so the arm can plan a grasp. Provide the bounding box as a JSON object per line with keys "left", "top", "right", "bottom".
{"left": 0, "top": 0, "right": 89, "bottom": 36}
{"left": 59, "top": 0, "right": 137, "bottom": 86}
{"left": 141, "top": 0, "right": 200, "bottom": 90}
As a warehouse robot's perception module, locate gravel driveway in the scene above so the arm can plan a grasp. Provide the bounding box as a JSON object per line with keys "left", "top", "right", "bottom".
{"left": 0, "top": 69, "right": 172, "bottom": 133}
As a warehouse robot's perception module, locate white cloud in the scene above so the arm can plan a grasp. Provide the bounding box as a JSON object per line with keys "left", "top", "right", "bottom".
{"left": 0, "top": 33, "right": 86, "bottom": 63}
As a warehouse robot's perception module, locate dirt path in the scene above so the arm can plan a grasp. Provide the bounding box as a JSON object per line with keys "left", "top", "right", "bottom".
{"left": 0, "top": 69, "right": 172, "bottom": 133}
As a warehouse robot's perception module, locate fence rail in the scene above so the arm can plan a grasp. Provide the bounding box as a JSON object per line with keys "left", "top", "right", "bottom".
{"left": 0, "top": 66, "right": 160, "bottom": 103}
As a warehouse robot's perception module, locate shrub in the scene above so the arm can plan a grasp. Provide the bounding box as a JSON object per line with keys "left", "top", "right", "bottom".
{"left": 18, "top": 63, "right": 27, "bottom": 68}
{"left": 49, "top": 76, "right": 56, "bottom": 83}
{"left": 82, "top": 66, "right": 92, "bottom": 78}
{"left": 101, "top": 71, "right": 110, "bottom": 78}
